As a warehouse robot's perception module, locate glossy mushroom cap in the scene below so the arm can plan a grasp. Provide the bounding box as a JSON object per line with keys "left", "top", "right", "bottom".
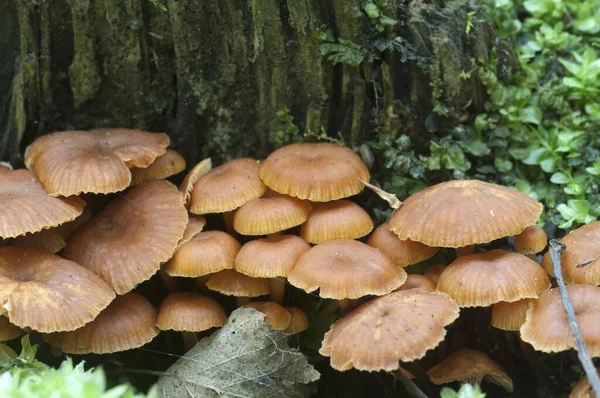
{"left": 0, "top": 246, "right": 115, "bottom": 332}
{"left": 300, "top": 200, "right": 373, "bottom": 244}
{"left": 63, "top": 180, "right": 188, "bottom": 295}
{"left": 520, "top": 284, "right": 600, "bottom": 356}
{"left": 130, "top": 149, "right": 186, "bottom": 185}
{"left": 0, "top": 169, "right": 85, "bottom": 239}
{"left": 283, "top": 307, "right": 309, "bottom": 334}
{"left": 320, "top": 290, "right": 459, "bottom": 371}
{"left": 367, "top": 222, "right": 439, "bottom": 267}
{"left": 24, "top": 129, "right": 169, "bottom": 196}
{"left": 259, "top": 143, "right": 370, "bottom": 202}
{"left": 491, "top": 299, "right": 533, "bottom": 331}
{"left": 233, "top": 192, "right": 312, "bottom": 235}
{"left": 44, "top": 292, "right": 159, "bottom": 354}
{"left": 156, "top": 293, "right": 227, "bottom": 332}
{"left": 515, "top": 225, "right": 547, "bottom": 255}
{"left": 427, "top": 349, "right": 514, "bottom": 392}
{"left": 164, "top": 231, "right": 240, "bottom": 277}
{"left": 288, "top": 239, "right": 407, "bottom": 299}
{"left": 541, "top": 221, "right": 600, "bottom": 284}
{"left": 242, "top": 302, "right": 292, "bottom": 330}
{"left": 188, "top": 158, "right": 266, "bottom": 214}
{"left": 436, "top": 249, "right": 550, "bottom": 307}
{"left": 235, "top": 235, "right": 310, "bottom": 278}
{"left": 205, "top": 270, "right": 271, "bottom": 297}
{"left": 395, "top": 274, "right": 436, "bottom": 292}
{"left": 389, "top": 180, "right": 543, "bottom": 247}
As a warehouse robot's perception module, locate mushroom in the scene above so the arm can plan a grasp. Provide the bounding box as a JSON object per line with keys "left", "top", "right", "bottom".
{"left": 395, "top": 274, "right": 436, "bottom": 292}
{"left": 130, "top": 149, "right": 186, "bottom": 185}
{"left": 515, "top": 225, "right": 547, "bottom": 260}
{"left": 0, "top": 246, "right": 115, "bottom": 332}
{"left": 242, "top": 301, "right": 292, "bottom": 330}
{"left": 44, "top": 292, "right": 159, "bottom": 354}
{"left": 259, "top": 142, "right": 370, "bottom": 202}
{"left": 427, "top": 349, "right": 514, "bottom": 392}
{"left": 570, "top": 368, "right": 600, "bottom": 398}
{"left": 424, "top": 264, "right": 446, "bottom": 284}
{"left": 0, "top": 168, "right": 85, "bottom": 239}
{"left": 491, "top": 299, "right": 533, "bottom": 331}
{"left": 205, "top": 269, "right": 271, "bottom": 306}
{"left": 234, "top": 235, "right": 310, "bottom": 304}
{"left": 283, "top": 307, "right": 309, "bottom": 335}
{"left": 300, "top": 200, "right": 374, "bottom": 244}
{"left": 24, "top": 129, "right": 170, "bottom": 196}
{"left": 62, "top": 180, "right": 188, "bottom": 295}
{"left": 180, "top": 158, "right": 212, "bottom": 205}
{"left": 367, "top": 222, "right": 439, "bottom": 267}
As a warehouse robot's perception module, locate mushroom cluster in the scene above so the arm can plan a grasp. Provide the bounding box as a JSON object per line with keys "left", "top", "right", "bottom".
{"left": 1, "top": 130, "right": 598, "bottom": 396}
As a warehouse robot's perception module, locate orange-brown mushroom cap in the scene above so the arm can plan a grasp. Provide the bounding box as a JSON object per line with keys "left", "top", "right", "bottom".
{"left": 427, "top": 349, "right": 514, "bottom": 392}
{"left": 570, "top": 368, "right": 600, "bottom": 398}
{"left": 180, "top": 158, "right": 212, "bottom": 206}
{"left": 205, "top": 270, "right": 271, "bottom": 297}
{"left": 520, "top": 284, "right": 600, "bottom": 356}
{"left": 389, "top": 180, "right": 543, "bottom": 248}
{"left": 243, "top": 301, "right": 292, "bottom": 330}
{"left": 259, "top": 143, "right": 370, "bottom": 202}
{"left": 288, "top": 239, "right": 407, "bottom": 299}
{"left": 424, "top": 264, "right": 446, "bottom": 284}
{"left": 235, "top": 235, "right": 310, "bottom": 278}
{"left": 44, "top": 292, "right": 159, "bottom": 354}
{"left": 541, "top": 221, "right": 600, "bottom": 284}
{"left": 0, "top": 168, "right": 85, "bottom": 239}
{"left": 320, "top": 290, "right": 459, "bottom": 371}
{"left": 0, "top": 316, "right": 21, "bottom": 341}
{"left": 164, "top": 231, "right": 240, "bottom": 277}
{"left": 130, "top": 149, "right": 186, "bottom": 185}
{"left": 491, "top": 299, "right": 533, "bottom": 331}
{"left": 233, "top": 192, "right": 312, "bottom": 235}
{"left": 395, "top": 274, "right": 436, "bottom": 292}
{"left": 188, "top": 158, "right": 266, "bottom": 214}
{"left": 24, "top": 129, "right": 169, "bottom": 196}
{"left": 62, "top": 180, "right": 188, "bottom": 295}
{"left": 515, "top": 225, "right": 547, "bottom": 255}
{"left": 176, "top": 215, "right": 207, "bottom": 249}
{"left": 301, "top": 200, "right": 374, "bottom": 244}
{"left": 283, "top": 307, "right": 309, "bottom": 334}
{"left": 367, "top": 222, "right": 439, "bottom": 267}
{"left": 156, "top": 293, "right": 227, "bottom": 332}
{"left": 436, "top": 249, "right": 550, "bottom": 307}
{"left": 0, "top": 246, "right": 115, "bottom": 332}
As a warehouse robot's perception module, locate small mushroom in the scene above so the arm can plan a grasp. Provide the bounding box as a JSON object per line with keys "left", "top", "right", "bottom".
{"left": 491, "top": 299, "right": 533, "bottom": 331}
{"left": 515, "top": 225, "right": 547, "bottom": 260}
{"left": 130, "top": 149, "right": 186, "bottom": 185}
{"left": 301, "top": 200, "right": 374, "bottom": 244}
{"left": 242, "top": 301, "right": 292, "bottom": 330}
{"left": 367, "top": 222, "right": 439, "bottom": 267}
{"left": 395, "top": 274, "right": 436, "bottom": 292}
{"left": 283, "top": 307, "right": 309, "bottom": 335}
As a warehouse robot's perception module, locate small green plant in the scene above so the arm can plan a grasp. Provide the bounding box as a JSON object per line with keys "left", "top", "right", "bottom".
{"left": 440, "top": 383, "right": 486, "bottom": 398}
{"left": 315, "top": 28, "right": 369, "bottom": 67}
{"left": 363, "top": 1, "right": 398, "bottom": 32}
{"left": 270, "top": 107, "right": 302, "bottom": 146}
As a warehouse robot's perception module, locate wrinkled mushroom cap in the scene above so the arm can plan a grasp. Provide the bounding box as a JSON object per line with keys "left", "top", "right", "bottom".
{"left": 259, "top": 143, "right": 370, "bottom": 202}
{"left": 243, "top": 302, "right": 292, "bottom": 330}
{"left": 0, "top": 246, "right": 115, "bottom": 332}
{"left": 300, "top": 200, "right": 373, "bottom": 244}
{"left": 189, "top": 158, "right": 266, "bottom": 214}
{"left": 206, "top": 270, "right": 271, "bottom": 297}
{"left": 233, "top": 192, "right": 312, "bottom": 235}
{"left": 367, "top": 222, "right": 439, "bottom": 267}
{"left": 288, "top": 239, "right": 407, "bottom": 299}
{"left": 389, "top": 180, "right": 543, "bottom": 247}
{"left": 283, "top": 307, "right": 309, "bottom": 334}
{"left": 156, "top": 293, "right": 227, "bottom": 332}
{"left": 62, "top": 180, "right": 188, "bottom": 295}
{"left": 164, "top": 231, "right": 240, "bottom": 277}
{"left": 130, "top": 149, "right": 186, "bottom": 185}
{"left": 520, "top": 284, "right": 600, "bottom": 356}
{"left": 541, "top": 221, "right": 600, "bottom": 284}
{"left": 235, "top": 235, "right": 310, "bottom": 278}
{"left": 0, "top": 169, "right": 85, "bottom": 239}
{"left": 320, "top": 290, "right": 459, "bottom": 371}
{"left": 24, "top": 129, "right": 169, "bottom": 196}
{"left": 515, "top": 225, "right": 547, "bottom": 255}
{"left": 436, "top": 249, "right": 550, "bottom": 307}
{"left": 491, "top": 299, "right": 533, "bottom": 331}
{"left": 44, "top": 292, "right": 159, "bottom": 354}
{"left": 395, "top": 274, "right": 436, "bottom": 292}
{"left": 427, "top": 348, "right": 514, "bottom": 392}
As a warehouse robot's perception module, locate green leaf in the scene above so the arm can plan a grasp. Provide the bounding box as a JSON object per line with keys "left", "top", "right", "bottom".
{"left": 550, "top": 172, "right": 570, "bottom": 184}
{"left": 519, "top": 107, "right": 542, "bottom": 124}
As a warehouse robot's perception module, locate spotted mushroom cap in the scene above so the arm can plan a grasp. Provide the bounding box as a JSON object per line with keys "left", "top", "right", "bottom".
{"left": 367, "top": 222, "right": 439, "bottom": 267}
{"left": 288, "top": 239, "right": 407, "bottom": 299}
{"left": 259, "top": 143, "right": 370, "bottom": 202}
{"left": 0, "top": 168, "right": 85, "bottom": 239}
{"left": 156, "top": 293, "right": 227, "bottom": 332}
{"left": 436, "top": 249, "right": 550, "bottom": 307}
{"left": 300, "top": 200, "right": 374, "bottom": 244}
{"left": 320, "top": 290, "right": 459, "bottom": 371}
{"left": 24, "top": 129, "right": 169, "bottom": 196}
{"left": 389, "top": 180, "right": 543, "bottom": 247}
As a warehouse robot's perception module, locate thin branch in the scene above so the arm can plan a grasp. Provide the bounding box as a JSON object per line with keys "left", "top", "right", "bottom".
{"left": 394, "top": 369, "right": 429, "bottom": 398}
{"left": 549, "top": 239, "right": 600, "bottom": 395}
{"left": 359, "top": 179, "right": 402, "bottom": 210}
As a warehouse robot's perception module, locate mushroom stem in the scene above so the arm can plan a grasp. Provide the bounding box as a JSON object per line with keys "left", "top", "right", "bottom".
{"left": 456, "top": 245, "right": 475, "bottom": 257}
{"left": 195, "top": 274, "right": 211, "bottom": 294}
{"left": 158, "top": 269, "right": 182, "bottom": 293}
{"left": 394, "top": 369, "right": 428, "bottom": 398}
{"left": 223, "top": 211, "right": 236, "bottom": 235}
{"left": 270, "top": 277, "right": 286, "bottom": 304}
{"left": 359, "top": 179, "right": 402, "bottom": 210}
{"left": 236, "top": 297, "right": 251, "bottom": 307}
{"left": 181, "top": 331, "right": 198, "bottom": 352}
{"left": 549, "top": 239, "right": 600, "bottom": 396}
{"left": 339, "top": 299, "right": 358, "bottom": 315}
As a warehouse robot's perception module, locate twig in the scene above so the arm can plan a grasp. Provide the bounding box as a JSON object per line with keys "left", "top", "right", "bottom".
{"left": 359, "top": 179, "right": 402, "bottom": 210}
{"left": 394, "top": 369, "right": 429, "bottom": 398}
{"left": 549, "top": 239, "right": 600, "bottom": 395}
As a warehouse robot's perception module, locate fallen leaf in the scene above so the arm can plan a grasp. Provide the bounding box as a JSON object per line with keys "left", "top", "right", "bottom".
{"left": 157, "top": 307, "right": 320, "bottom": 397}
